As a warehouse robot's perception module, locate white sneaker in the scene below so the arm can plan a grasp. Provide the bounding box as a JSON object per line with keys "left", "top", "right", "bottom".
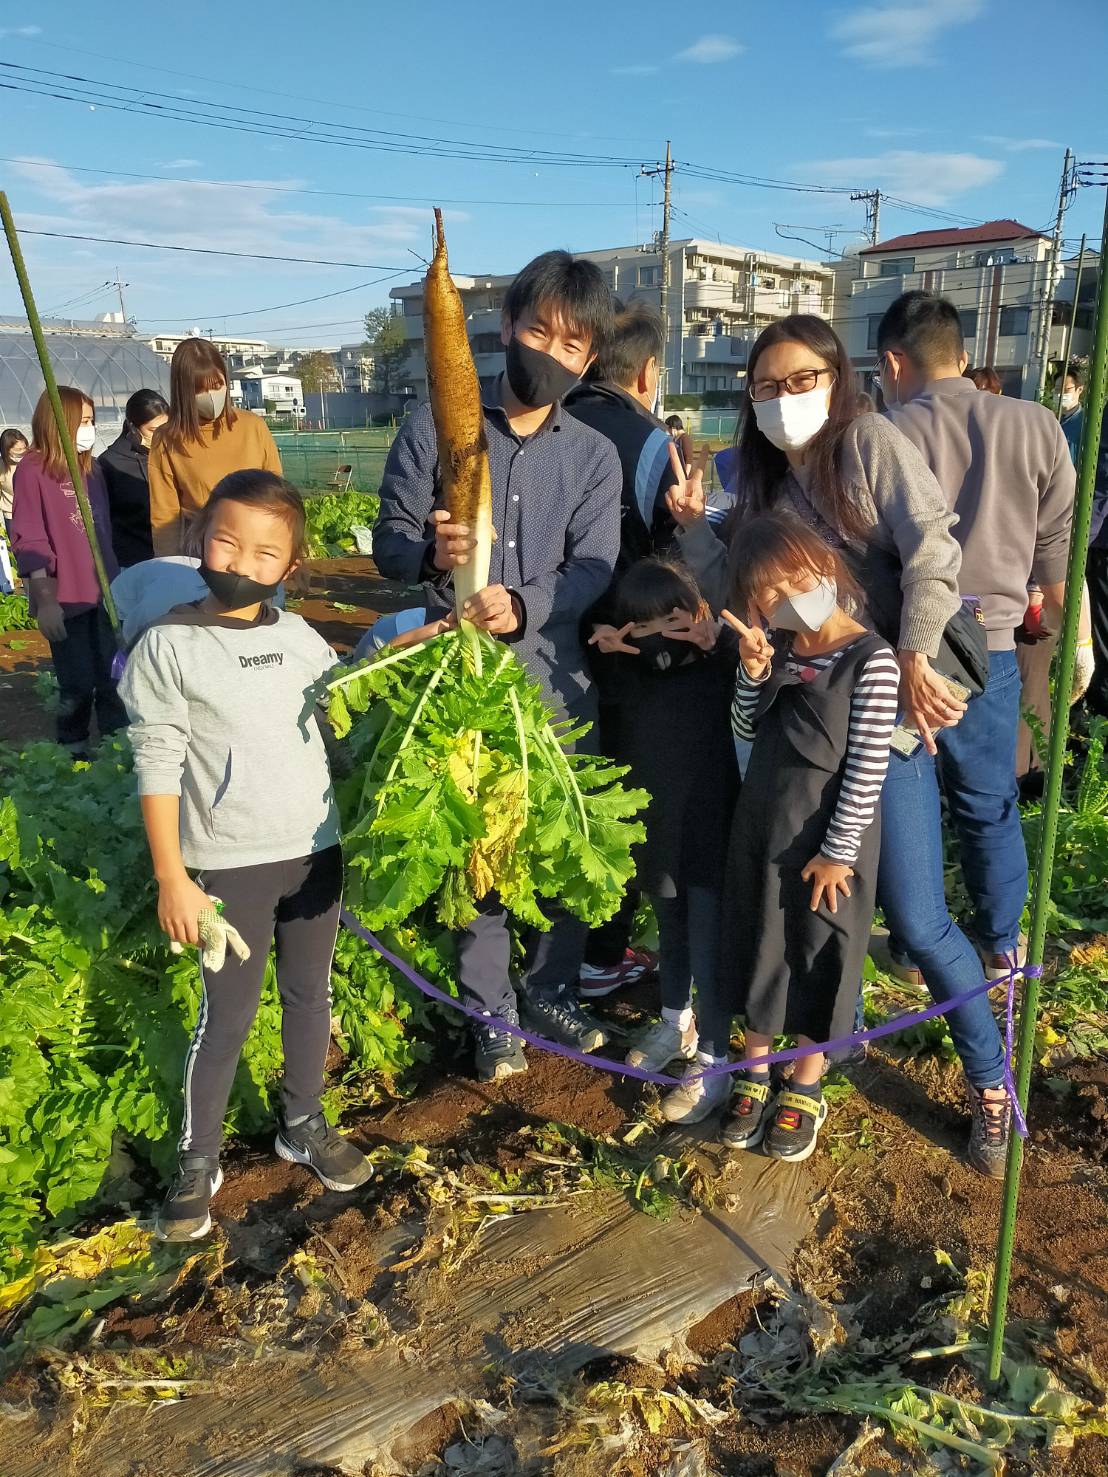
{"left": 662, "top": 1063, "right": 733, "bottom": 1124}
{"left": 625, "top": 1017, "right": 698, "bottom": 1072}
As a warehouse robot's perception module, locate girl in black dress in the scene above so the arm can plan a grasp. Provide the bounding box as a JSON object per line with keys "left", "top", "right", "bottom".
{"left": 597, "top": 558, "right": 740, "bottom": 1124}
{"left": 719, "top": 514, "right": 899, "bottom": 1161}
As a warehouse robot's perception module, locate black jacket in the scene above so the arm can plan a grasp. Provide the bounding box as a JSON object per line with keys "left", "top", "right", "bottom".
{"left": 563, "top": 381, "right": 679, "bottom": 598}
{"left": 100, "top": 429, "right": 154, "bottom": 568}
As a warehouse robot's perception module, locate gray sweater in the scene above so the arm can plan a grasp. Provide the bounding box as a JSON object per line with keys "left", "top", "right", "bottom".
{"left": 677, "top": 413, "right": 962, "bottom": 658}
{"left": 886, "top": 376, "right": 1074, "bottom": 650}
{"left": 119, "top": 604, "right": 340, "bottom": 870}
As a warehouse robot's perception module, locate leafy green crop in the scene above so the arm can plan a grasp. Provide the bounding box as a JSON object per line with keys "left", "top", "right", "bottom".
{"left": 304, "top": 491, "right": 380, "bottom": 558}
{"left": 0, "top": 592, "right": 36, "bottom": 631}
{"left": 326, "top": 631, "right": 649, "bottom": 932}
{"left": 0, "top": 742, "right": 443, "bottom": 1283}
{"left": 1023, "top": 717, "right": 1108, "bottom": 933}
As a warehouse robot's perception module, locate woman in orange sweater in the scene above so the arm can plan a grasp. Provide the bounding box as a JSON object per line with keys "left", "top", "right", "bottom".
{"left": 149, "top": 338, "right": 282, "bottom": 555}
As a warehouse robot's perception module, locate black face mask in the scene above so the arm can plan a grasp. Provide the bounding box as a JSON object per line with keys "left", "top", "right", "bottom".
{"left": 504, "top": 335, "right": 582, "bottom": 409}
{"left": 200, "top": 562, "right": 282, "bottom": 609}
{"left": 629, "top": 631, "right": 703, "bottom": 672}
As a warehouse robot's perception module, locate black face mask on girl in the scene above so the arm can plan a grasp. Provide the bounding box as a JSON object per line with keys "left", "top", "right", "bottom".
{"left": 504, "top": 336, "right": 582, "bottom": 409}
{"left": 199, "top": 563, "right": 282, "bottom": 608}
{"left": 629, "top": 631, "right": 704, "bottom": 672}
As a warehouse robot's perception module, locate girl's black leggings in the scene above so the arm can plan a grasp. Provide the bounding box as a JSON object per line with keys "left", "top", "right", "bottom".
{"left": 178, "top": 845, "right": 343, "bottom": 1160}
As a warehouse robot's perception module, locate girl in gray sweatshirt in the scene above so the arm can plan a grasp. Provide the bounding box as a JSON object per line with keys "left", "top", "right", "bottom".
{"left": 119, "top": 470, "right": 373, "bottom": 1242}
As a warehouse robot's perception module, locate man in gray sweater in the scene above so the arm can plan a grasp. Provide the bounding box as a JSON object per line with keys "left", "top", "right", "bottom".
{"left": 876, "top": 290, "right": 1075, "bottom": 1175}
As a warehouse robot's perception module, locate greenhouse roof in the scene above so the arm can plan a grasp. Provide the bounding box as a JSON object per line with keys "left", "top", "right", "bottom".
{"left": 0, "top": 332, "right": 170, "bottom": 435}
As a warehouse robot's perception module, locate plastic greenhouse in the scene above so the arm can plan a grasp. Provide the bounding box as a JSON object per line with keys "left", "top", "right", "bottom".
{"left": 0, "top": 329, "right": 170, "bottom": 444}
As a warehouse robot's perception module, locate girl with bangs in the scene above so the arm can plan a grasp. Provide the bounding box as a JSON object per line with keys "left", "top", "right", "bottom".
{"left": 715, "top": 513, "right": 899, "bottom": 1162}
{"left": 148, "top": 338, "right": 282, "bottom": 556}
{"left": 10, "top": 386, "right": 127, "bottom": 756}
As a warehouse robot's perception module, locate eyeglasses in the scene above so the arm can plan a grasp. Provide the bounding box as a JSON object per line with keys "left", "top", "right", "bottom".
{"left": 748, "top": 367, "right": 835, "bottom": 403}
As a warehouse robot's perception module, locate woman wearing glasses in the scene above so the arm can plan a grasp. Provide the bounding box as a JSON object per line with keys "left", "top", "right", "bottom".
{"left": 666, "top": 317, "right": 1012, "bottom": 1176}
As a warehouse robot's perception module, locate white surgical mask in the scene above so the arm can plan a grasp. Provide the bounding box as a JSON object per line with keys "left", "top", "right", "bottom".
{"left": 752, "top": 385, "right": 830, "bottom": 452}
{"left": 768, "top": 576, "right": 838, "bottom": 634}
{"left": 75, "top": 424, "right": 97, "bottom": 453}
{"left": 1061, "top": 391, "right": 1080, "bottom": 412}
{"left": 196, "top": 387, "right": 227, "bottom": 420}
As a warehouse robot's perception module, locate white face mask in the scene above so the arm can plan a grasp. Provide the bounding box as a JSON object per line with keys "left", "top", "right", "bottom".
{"left": 752, "top": 385, "right": 830, "bottom": 452}
{"left": 1061, "top": 391, "right": 1080, "bottom": 412}
{"left": 75, "top": 424, "right": 97, "bottom": 453}
{"left": 768, "top": 576, "right": 838, "bottom": 634}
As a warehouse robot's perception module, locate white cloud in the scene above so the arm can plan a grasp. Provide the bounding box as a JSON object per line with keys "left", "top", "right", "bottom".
{"left": 610, "top": 64, "right": 660, "bottom": 76}
{"left": 5, "top": 157, "right": 453, "bottom": 269}
{"left": 0, "top": 23, "right": 41, "bottom": 37}
{"left": 676, "top": 34, "right": 744, "bottom": 63}
{"left": 797, "top": 149, "right": 1003, "bottom": 207}
{"left": 829, "top": 0, "right": 984, "bottom": 68}
{"left": 157, "top": 158, "right": 204, "bottom": 170}
{"left": 977, "top": 135, "right": 1063, "bottom": 153}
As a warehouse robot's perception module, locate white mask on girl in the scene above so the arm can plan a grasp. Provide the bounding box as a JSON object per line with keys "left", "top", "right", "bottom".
{"left": 75, "top": 424, "right": 97, "bottom": 453}
{"left": 753, "top": 385, "right": 830, "bottom": 452}
{"left": 768, "top": 576, "right": 838, "bottom": 633}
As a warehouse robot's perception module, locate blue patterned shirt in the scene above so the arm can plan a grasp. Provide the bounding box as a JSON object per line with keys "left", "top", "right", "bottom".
{"left": 373, "top": 383, "right": 622, "bottom": 721}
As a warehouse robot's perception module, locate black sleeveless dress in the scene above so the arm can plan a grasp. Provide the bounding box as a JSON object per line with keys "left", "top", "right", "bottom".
{"left": 721, "top": 632, "right": 889, "bottom": 1041}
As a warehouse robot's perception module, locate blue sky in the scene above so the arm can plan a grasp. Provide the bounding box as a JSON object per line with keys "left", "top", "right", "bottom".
{"left": 1, "top": 0, "right": 1105, "bottom": 349}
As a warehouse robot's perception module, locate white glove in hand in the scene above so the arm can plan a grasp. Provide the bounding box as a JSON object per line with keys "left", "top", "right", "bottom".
{"left": 169, "top": 899, "right": 251, "bottom": 971}
{"left": 1072, "top": 642, "right": 1095, "bottom": 705}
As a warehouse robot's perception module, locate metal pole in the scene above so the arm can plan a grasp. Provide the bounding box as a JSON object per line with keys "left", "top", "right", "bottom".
{"left": 986, "top": 184, "right": 1108, "bottom": 1382}
{"left": 659, "top": 140, "right": 673, "bottom": 414}
{"left": 0, "top": 192, "right": 119, "bottom": 630}
{"left": 1055, "top": 233, "right": 1087, "bottom": 421}
{"left": 1036, "top": 149, "right": 1073, "bottom": 400}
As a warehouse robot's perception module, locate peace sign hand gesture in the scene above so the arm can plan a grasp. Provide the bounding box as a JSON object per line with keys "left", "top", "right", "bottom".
{"left": 664, "top": 442, "right": 710, "bottom": 528}
{"left": 721, "top": 607, "right": 773, "bottom": 679}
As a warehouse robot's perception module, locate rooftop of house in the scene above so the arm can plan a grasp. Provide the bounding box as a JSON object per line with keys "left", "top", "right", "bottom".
{"left": 860, "top": 219, "right": 1047, "bottom": 256}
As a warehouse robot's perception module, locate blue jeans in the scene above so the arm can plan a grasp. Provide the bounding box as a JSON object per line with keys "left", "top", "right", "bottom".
{"left": 654, "top": 886, "right": 730, "bottom": 1059}
{"left": 877, "top": 651, "right": 1024, "bottom": 1087}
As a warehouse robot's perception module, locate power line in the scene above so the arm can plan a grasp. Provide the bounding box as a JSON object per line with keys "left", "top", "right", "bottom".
{"left": 0, "top": 157, "right": 632, "bottom": 210}
{"left": 16, "top": 228, "right": 408, "bottom": 270}
{"left": 137, "top": 270, "right": 412, "bottom": 325}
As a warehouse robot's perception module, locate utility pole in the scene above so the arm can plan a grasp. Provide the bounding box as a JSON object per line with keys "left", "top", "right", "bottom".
{"left": 1055, "top": 232, "right": 1087, "bottom": 420}
{"left": 851, "top": 189, "right": 881, "bottom": 246}
{"left": 1035, "top": 148, "right": 1075, "bottom": 400}
{"left": 112, "top": 267, "right": 130, "bottom": 325}
{"left": 641, "top": 141, "right": 674, "bottom": 412}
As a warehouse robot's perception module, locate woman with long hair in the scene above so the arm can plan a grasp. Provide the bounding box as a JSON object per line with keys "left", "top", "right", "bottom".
{"left": 10, "top": 386, "right": 127, "bottom": 756}
{"left": 100, "top": 388, "right": 170, "bottom": 567}
{"left": 668, "top": 314, "right": 1012, "bottom": 1177}
{"left": 148, "top": 338, "right": 281, "bottom": 555}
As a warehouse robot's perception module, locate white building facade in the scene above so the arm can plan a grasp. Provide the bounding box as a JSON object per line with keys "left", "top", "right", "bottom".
{"left": 389, "top": 238, "right": 832, "bottom": 403}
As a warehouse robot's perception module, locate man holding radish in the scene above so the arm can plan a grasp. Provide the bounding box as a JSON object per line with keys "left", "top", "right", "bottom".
{"left": 374, "top": 245, "right": 622, "bottom": 1081}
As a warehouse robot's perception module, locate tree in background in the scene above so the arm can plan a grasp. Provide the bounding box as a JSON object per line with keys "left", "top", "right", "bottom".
{"left": 296, "top": 350, "right": 341, "bottom": 393}
{"left": 364, "top": 306, "right": 410, "bottom": 395}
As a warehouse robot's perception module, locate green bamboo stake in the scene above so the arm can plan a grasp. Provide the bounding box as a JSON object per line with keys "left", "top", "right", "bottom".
{"left": 986, "top": 186, "right": 1108, "bottom": 1383}
{"left": 0, "top": 191, "right": 120, "bottom": 631}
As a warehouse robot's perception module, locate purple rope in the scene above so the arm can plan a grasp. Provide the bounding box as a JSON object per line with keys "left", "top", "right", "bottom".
{"left": 342, "top": 911, "right": 1029, "bottom": 1130}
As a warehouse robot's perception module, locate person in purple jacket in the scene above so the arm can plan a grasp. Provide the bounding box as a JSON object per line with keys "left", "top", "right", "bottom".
{"left": 11, "top": 386, "right": 127, "bottom": 757}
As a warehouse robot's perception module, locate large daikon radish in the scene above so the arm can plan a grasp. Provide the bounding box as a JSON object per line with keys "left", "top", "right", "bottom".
{"left": 424, "top": 208, "right": 493, "bottom": 617}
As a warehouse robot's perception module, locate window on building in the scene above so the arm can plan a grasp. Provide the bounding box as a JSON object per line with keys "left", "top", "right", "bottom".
{"left": 638, "top": 266, "right": 660, "bottom": 287}
{"left": 999, "top": 305, "right": 1031, "bottom": 336}
{"left": 958, "top": 309, "right": 978, "bottom": 342}
{"left": 975, "top": 248, "right": 1015, "bottom": 267}
{"left": 403, "top": 298, "right": 422, "bottom": 316}
{"left": 866, "top": 314, "right": 884, "bottom": 350}
{"left": 879, "top": 258, "right": 914, "bottom": 277}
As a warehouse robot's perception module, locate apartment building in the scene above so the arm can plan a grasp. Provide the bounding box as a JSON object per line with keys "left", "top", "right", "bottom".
{"left": 334, "top": 342, "right": 375, "bottom": 392}
{"left": 830, "top": 220, "right": 1093, "bottom": 398}
{"left": 389, "top": 238, "right": 832, "bottom": 402}
{"left": 147, "top": 330, "right": 271, "bottom": 369}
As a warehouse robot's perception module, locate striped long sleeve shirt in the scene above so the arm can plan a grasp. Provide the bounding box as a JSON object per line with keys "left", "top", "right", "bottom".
{"left": 732, "top": 639, "right": 900, "bottom": 864}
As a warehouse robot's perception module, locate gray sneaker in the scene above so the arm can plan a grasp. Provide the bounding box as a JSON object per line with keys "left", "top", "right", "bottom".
{"left": 966, "top": 1081, "right": 1012, "bottom": 1179}
{"left": 156, "top": 1154, "right": 223, "bottom": 1241}
{"left": 661, "top": 1063, "right": 733, "bottom": 1124}
{"left": 276, "top": 1113, "right": 373, "bottom": 1191}
{"left": 626, "top": 1017, "right": 699, "bottom": 1073}
{"left": 473, "top": 1009, "right": 528, "bottom": 1081}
